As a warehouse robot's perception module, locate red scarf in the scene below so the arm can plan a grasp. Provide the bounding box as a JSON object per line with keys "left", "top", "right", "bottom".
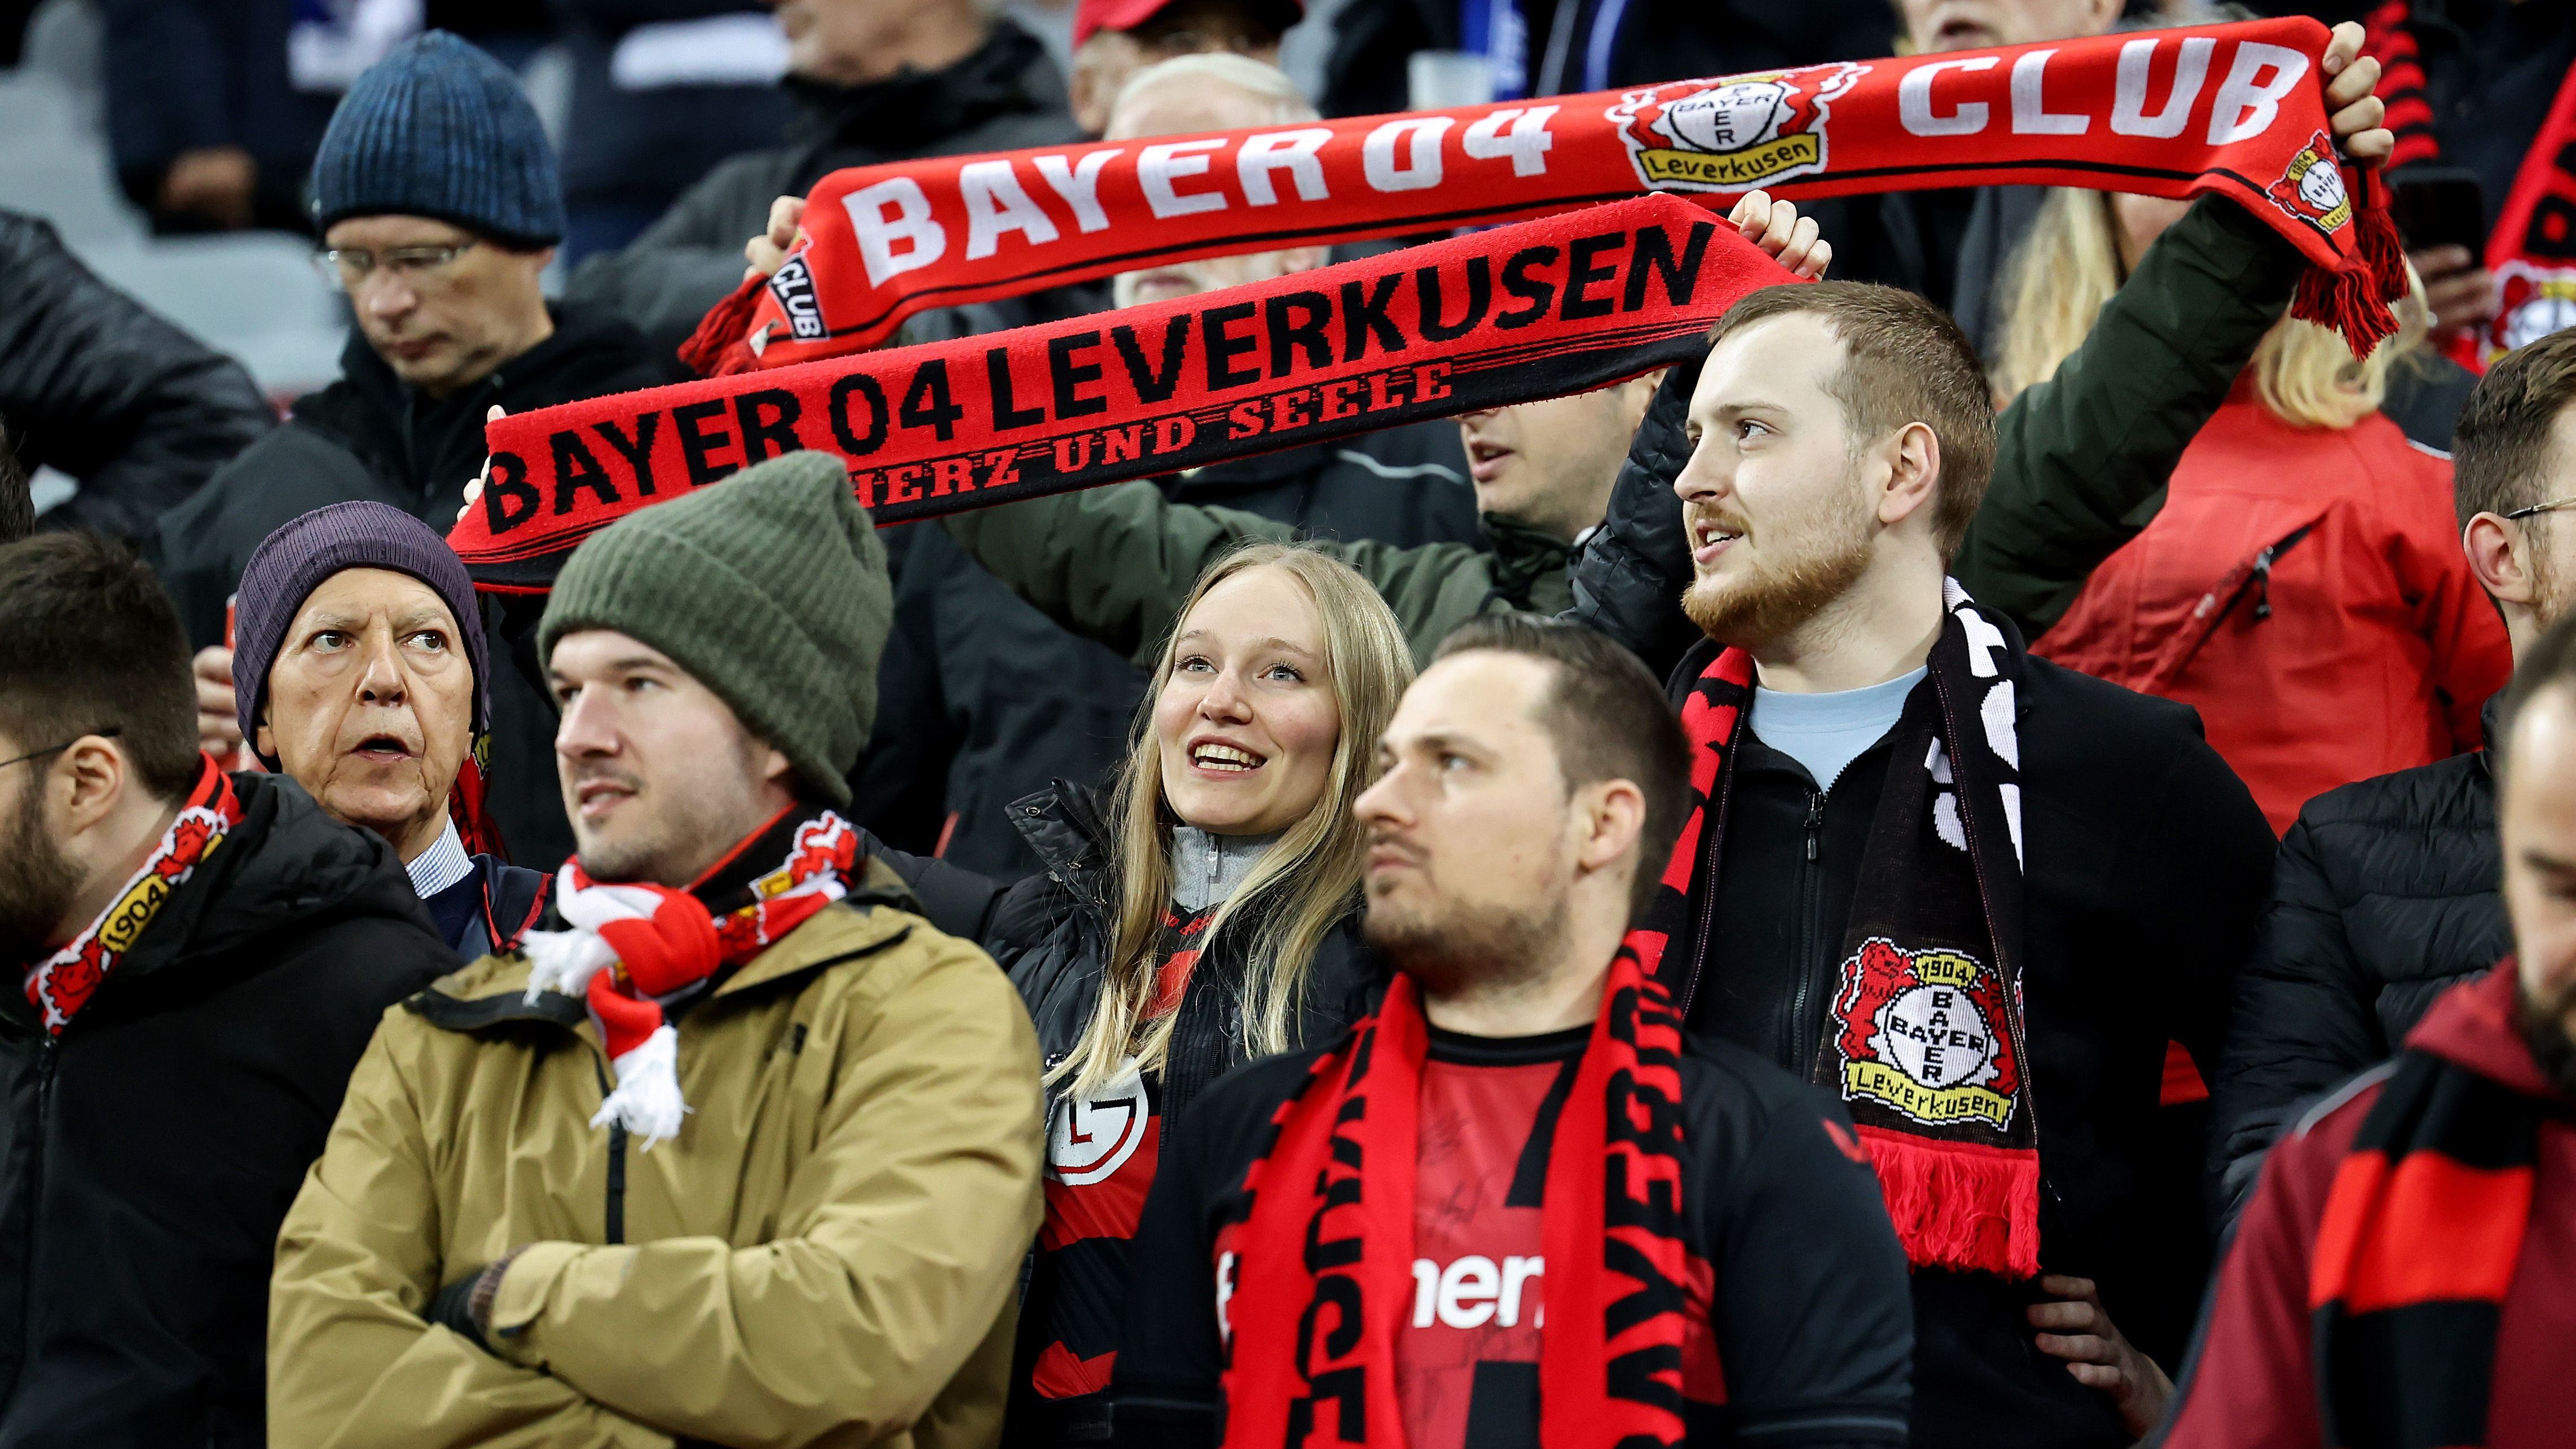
{"left": 23, "top": 756, "right": 241, "bottom": 1036}
{"left": 519, "top": 803, "right": 864, "bottom": 1146}
{"left": 1221, "top": 938, "right": 1693, "bottom": 1448}
{"left": 687, "top": 17, "right": 2398, "bottom": 373}
{"left": 450, "top": 193, "right": 1795, "bottom": 592}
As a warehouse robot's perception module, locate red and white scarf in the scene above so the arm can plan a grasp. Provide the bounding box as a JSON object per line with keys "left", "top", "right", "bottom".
{"left": 23, "top": 755, "right": 241, "bottom": 1036}
{"left": 521, "top": 804, "right": 864, "bottom": 1147}
{"left": 1221, "top": 938, "right": 1694, "bottom": 1448}
{"left": 687, "top": 16, "right": 2398, "bottom": 372}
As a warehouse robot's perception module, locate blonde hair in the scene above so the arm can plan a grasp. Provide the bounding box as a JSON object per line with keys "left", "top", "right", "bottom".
{"left": 1050, "top": 543, "right": 1415, "bottom": 1098}
{"left": 1991, "top": 188, "right": 2427, "bottom": 430}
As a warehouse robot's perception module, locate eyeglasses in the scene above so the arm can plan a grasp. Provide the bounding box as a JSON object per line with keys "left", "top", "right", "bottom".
{"left": 314, "top": 240, "right": 478, "bottom": 290}
{"left": 0, "top": 727, "right": 120, "bottom": 773}
{"left": 2503, "top": 496, "right": 2576, "bottom": 522}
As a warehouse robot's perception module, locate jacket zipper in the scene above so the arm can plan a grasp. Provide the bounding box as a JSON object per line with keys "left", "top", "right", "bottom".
{"left": 1786, "top": 789, "right": 1828, "bottom": 1075}
{"left": 2248, "top": 523, "right": 2313, "bottom": 620}
{"left": 10, "top": 1037, "right": 60, "bottom": 1403}
{"left": 589, "top": 1056, "right": 627, "bottom": 1244}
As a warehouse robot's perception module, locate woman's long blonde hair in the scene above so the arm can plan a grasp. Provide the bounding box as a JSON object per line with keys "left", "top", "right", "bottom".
{"left": 1050, "top": 543, "right": 1416, "bottom": 1098}
{"left": 1990, "top": 188, "right": 2427, "bottom": 429}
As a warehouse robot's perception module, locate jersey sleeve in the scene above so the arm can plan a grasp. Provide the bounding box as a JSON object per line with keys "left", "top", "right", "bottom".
{"left": 1707, "top": 1089, "right": 1916, "bottom": 1447}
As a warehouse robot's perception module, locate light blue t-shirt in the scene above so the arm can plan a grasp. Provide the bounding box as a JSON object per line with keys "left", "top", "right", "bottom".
{"left": 1749, "top": 667, "right": 1927, "bottom": 792}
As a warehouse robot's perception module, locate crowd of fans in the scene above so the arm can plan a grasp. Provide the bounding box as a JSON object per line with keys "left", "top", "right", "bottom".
{"left": 2, "top": 0, "right": 2574, "bottom": 1446}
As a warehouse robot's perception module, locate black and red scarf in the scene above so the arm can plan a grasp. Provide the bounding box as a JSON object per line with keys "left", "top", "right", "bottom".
{"left": 520, "top": 801, "right": 865, "bottom": 1147}
{"left": 2308, "top": 965, "right": 2552, "bottom": 1449}
{"left": 1641, "top": 581, "right": 2039, "bottom": 1279}
{"left": 1221, "top": 937, "right": 1693, "bottom": 1448}
{"left": 22, "top": 755, "right": 241, "bottom": 1036}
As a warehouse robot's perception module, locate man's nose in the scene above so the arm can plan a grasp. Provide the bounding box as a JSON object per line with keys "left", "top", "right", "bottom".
{"left": 355, "top": 633, "right": 407, "bottom": 704}
{"left": 1672, "top": 438, "right": 1728, "bottom": 504}
{"left": 555, "top": 687, "right": 617, "bottom": 758}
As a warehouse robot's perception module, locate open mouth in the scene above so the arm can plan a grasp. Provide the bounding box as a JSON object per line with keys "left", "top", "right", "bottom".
{"left": 350, "top": 734, "right": 414, "bottom": 763}
{"left": 1691, "top": 516, "right": 1744, "bottom": 566}
{"left": 1190, "top": 739, "right": 1266, "bottom": 775}
{"left": 1465, "top": 439, "right": 1515, "bottom": 484}
{"left": 1934, "top": 17, "right": 1996, "bottom": 49}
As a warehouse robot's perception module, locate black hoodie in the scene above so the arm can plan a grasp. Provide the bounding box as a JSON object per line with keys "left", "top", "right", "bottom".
{"left": 0, "top": 772, "right": 455, "bottom": 1449}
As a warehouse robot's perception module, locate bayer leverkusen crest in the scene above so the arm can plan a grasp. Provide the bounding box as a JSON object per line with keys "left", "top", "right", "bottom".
{"left": 1608, "top": 63, "right": 1866, "bottom": 193}
{"left": 2264, "top": 130, "right": 2354, "bottom": 237}
{"left": 1831, "top": 937, "right": 2023, "bottom": 1133}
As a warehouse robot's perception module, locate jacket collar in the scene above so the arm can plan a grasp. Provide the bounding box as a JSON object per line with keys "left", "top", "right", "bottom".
{"left": 1480, "top": 513, "right": 1575, "bottom": 611}
{"left": 2406, "top": 962, "right": 2570, "bottom": 1106}
{"left": 1011, "top": 781, "right": 1118, "bottom": 921}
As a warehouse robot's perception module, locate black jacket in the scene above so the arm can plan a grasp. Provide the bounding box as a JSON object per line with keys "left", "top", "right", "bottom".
{"left": 1660, "top": 634, "right": 2275, "bottom": 1449}
{"left": 2208, "top": 743, "right": 2505, "bottom": 1222}
{"left": 0, "top": 772, "right": 456, "bottom": 1448}
{"left": 0, "top": 211, "right": 272, "bottom": 543}
{"left": 151, "top": 305, "right": 666, "bottom": 873}
{"left": 856, "top": 423, "right": 1479, "bottom": 879}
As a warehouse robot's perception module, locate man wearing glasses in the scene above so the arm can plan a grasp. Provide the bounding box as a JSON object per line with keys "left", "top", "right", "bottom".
{"left": 0, "top": 530, "right": 452, "bottom": 1447}
{"left": 2212, "top": 328, "right": 2576, "bottom": 1219}
{"left": 154, "top": 30, "right": 663, "bottom": 875}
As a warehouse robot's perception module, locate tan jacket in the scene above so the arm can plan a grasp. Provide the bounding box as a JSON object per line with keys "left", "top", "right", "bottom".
{"left": 270, "top": 873, "right": 1045, "bottom": 1449}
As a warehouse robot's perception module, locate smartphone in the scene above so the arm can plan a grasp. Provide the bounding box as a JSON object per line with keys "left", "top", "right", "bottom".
{"left": 2389, "top": 166, "right": 2487, "bottom": 257}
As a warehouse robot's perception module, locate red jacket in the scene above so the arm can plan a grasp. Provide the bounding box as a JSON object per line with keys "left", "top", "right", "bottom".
{"left": 2159, "top": 966, "right": 2576, "bottom": 1448}
{"left": 2036, "top": 387, "right": 2509, "bottom": 834}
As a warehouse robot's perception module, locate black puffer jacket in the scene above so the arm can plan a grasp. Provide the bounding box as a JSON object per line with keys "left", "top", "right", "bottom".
{"left": 0, "top": 211, "right": 272, "bottom": 544}
{"left": 0, "top": 772, "right": 455, "bottom": 1449}
{"left": 2208, "top": 742, "right": 2505, "bottom": 1222}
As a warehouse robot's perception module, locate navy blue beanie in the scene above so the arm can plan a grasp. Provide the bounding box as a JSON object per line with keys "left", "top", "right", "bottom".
{"left": 311, "top": 30, "right": 565, "bottom": 248}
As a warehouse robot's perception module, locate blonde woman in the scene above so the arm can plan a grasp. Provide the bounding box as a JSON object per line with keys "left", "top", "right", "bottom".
{"left": 977, "top": 541, "right": 1413, "bottom": 1447}
{"left": 1996, "top": 188, "right": 2509, "bottom": 834}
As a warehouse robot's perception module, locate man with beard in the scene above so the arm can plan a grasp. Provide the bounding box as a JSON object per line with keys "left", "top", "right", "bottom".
{"left": 0, "top": 532, "right": 451, "bottom": 1447}
{"left": 2160, "top": 612, "right": 2576, "bottom": 1448}
{"left": 1113, "top": 614, "right": 1915, "bottom": 1449}
{"left": 1654, "top": 282, "right": 2275, "bottom": 1449}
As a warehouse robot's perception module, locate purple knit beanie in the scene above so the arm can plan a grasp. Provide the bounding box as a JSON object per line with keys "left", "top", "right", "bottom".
{"left": 231, "top": 501, "right": 487, "bottom": 766}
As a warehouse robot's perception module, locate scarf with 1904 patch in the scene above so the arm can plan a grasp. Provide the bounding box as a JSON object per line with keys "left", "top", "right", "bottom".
{"left": 1221, "top": 937, "right": 1692, "bottom": 1448}
{"left": 520, "top": 801, "right": 864, "bottom": 1148}
{"left": 1642, "top": 580, "right": 2038, "bottom": 1279}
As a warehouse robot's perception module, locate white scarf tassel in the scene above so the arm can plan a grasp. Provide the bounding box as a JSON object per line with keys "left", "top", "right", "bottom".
{"left": 592, "top": 1024, "right": 690, "bottom": 1149}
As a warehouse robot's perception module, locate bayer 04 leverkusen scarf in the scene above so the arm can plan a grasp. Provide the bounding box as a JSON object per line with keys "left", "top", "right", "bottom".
{"left": 686, "top": 16, "right": 2401, "bottom": 373}
{"left": 1221, "top": 937, "right": 1694, "bottom": 1449}
{"left": 1640, "top": 581, "right": 2038, "bottom": 1279}
{"left": 2308, "top": 966, "right": 2546, "bottom": 1449}
{"left": 450, "top": 192, "right": 1790, "bottom": 592}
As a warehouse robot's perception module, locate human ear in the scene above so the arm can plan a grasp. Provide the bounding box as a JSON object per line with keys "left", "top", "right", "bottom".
{"left": 2465, "top": 513, "right": 2536, "bottom": 606}
{"left": 1878, "top": 421, "right": 1941, "bottom": 530}
{"left": 1577, "top": 778, "right": 1648, "bottom": 874}
{"left": 55, "top": 735, "right": 129, "bottom": 836}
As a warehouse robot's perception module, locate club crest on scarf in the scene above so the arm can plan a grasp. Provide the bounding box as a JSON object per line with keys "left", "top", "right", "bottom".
{"left": 1833, "top": 939, "right": 2023, "bottom": 1132}
{"left": 1609, "top": 62, "right": 1865, "bottom": 192}
{"left": 23, "top": 756, "right": 240, "bottom": 1036}
{"left": 2265, "top": 131, "right": 2356, "bottom": 235}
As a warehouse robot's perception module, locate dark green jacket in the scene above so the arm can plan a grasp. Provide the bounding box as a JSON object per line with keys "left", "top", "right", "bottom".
{"left": 943, "top": 194, "right": 2302, "bottom": 672}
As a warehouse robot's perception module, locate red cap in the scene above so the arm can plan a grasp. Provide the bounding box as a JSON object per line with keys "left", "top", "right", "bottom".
{"left": 1073, "top": 0, "right": 1304, "bottom": 51}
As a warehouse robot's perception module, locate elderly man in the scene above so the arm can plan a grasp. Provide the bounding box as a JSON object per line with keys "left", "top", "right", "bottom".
{"left": 270, "top": 452, "right": 1043, "bottom": 1447}
{"left": 160, "top": 31, "right": 664, "bottom": 874}
{"left": 224, "top": 501, "right": 548, "bottom": 957}
{"left": 1065, "top": 0, "right": 1302, "bottom": 135}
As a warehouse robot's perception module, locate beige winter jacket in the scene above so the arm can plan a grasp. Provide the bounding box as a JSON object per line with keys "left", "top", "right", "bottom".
{"left": 268, "top": 870, "right": 1045, "bottom": 1448}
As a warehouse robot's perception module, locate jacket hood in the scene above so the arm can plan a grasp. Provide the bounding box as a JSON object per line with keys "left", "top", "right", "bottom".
{"left": 2407, "top": 963, "right": 2567, "bottom": 1103}
{"left": 783, "top": 20, "right": 1063, "bottom": 154}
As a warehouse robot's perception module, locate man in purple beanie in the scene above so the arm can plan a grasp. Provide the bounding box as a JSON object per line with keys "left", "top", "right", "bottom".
{"left": 225, "top": 500, "right": 548, "bottom": 955}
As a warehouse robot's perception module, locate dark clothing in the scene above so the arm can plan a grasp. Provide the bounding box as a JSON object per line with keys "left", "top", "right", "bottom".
{"left": 1659, "top": 635, "right": 2276, "bottom": 1449}
{"left": 0, "top": 211, "right": 273, "bottom": 544}
{"left": 2375, "top": 0, "right": 2576, "bottom": 240}
{"left": 448, "top": 853, "right": 552, "bottom": 961}
{"left": 151, "top": 305, "right": 664, "bottom": 873}
{"left": 565, "top": 19, "right": 1084, "bottom": 360}
{"left": 1110, "top": 1015, "right": 1918, "bottom": 1449}
{"left": 2379, "top": 347, "right": 2482, "bottom": 452}
{"left": 0, "top": 771, "right": 455, "bottom": 1449}
{"left": 857, "top": 424, "right": 1479, "bottom": 879}
{"left": 2208, "top": 743, "right": 2507, "bottom": 1222}
{"left": 1813, "top": 186, "right": 2047, "bottom": 359}
{"left": 986, "top": 782, "right": 1384, "bottom": 1448}
{"left": 98, "top": 0, "right": 335, "bottom": 233}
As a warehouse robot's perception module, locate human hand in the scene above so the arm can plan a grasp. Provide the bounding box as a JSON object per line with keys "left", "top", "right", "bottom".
{"left": 743, "top": 195, "right": 805, "bottom": 281}
{"left": 2411, "top": 244, "right": 2497, "bottom": 335}
{"left": 457, "top": 406, "right": 502, "bottom": 525}
{"left": 193, "top": 646, "right": 240, "bottom": 754}
{"left": 2322, "top": 21, "right": 2390, "bottom": 165}
{"left": 158, "top": 146, "right": 257, "bottom": 229}
{"left": 1728, "top": 190, "right": 1831, "bottom": 280}
{"left": 2028, "top": 1274, "right": 2172, "bottom": 1439}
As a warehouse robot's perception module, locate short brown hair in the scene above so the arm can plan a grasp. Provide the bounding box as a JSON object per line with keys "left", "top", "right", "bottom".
{"left": 0, "top": 421, "right": 29, "bottom": 546}
{"left": 0, "top": 532, "right": 201, "bottom": 802}
{"left": 1710, "top": 282, "right": 1997, "bottom": 558}
{"left": 1433, "top": 615, "right": 1691, "bottom": 922}
{"left": 2455, "top": 329, "right": 2576, "bottom": 530}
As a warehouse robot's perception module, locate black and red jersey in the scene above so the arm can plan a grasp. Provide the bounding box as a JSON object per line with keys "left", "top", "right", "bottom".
{"left": 1111, "top": 1021, "right": 1915, "bottom": 1448}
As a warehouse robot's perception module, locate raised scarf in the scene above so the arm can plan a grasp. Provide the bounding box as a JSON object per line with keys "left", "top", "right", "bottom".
{"left": 1220, "top": 937, "right": 1693, "bottom": 1448}
{"left": 23, "top": 755, "right": 241, "bottom": 1036}
{"left": 520, "top": 802, "right": 863, "bottom": 1147}
{"left": 2308, "top": 966, "right": 2549, "bottom": 1449}
{"left": 451, "top": 193, "right": 1792, "bottom": 591}
{"left": 2364, "top": 3, "right": 2576, "bottom": 368}
{"left": 1641, "top": 581, "right": 2038, "bottom": 1278}
{"left": 684, "top": 16, "right": 2399, "bottom": 375}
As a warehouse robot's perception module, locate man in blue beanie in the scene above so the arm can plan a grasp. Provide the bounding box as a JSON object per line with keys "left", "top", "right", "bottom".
{"left": 156, "top": 30, "right": 664, "bottom": 875}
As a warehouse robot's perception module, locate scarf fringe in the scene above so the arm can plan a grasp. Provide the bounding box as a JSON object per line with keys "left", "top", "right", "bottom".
{"left": 2290, "top": 166, "right": 2408, "bottom": 359}
{"left": 592, "top": 1024, "right": 690, "bottom": 1149}
{"left": 1858, "top": 1126, "right": 2042, "bottom": 1279}
{"left": 677, "top": 272, "right": 767, "bottom": 378}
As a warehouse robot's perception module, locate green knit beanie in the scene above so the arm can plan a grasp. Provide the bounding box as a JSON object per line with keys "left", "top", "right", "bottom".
{"left": 539, "top": 451, "right": 887, "bottom": 807}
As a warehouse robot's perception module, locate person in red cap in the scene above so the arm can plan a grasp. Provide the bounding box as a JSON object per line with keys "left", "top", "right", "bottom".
{"left": 1068, "top": 0, "right": 1303, "bottom": 134}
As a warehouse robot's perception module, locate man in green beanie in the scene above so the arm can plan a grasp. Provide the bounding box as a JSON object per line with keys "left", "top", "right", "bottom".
{"left": 270, "top": 452, "right": 1043, "bottom": 1449}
